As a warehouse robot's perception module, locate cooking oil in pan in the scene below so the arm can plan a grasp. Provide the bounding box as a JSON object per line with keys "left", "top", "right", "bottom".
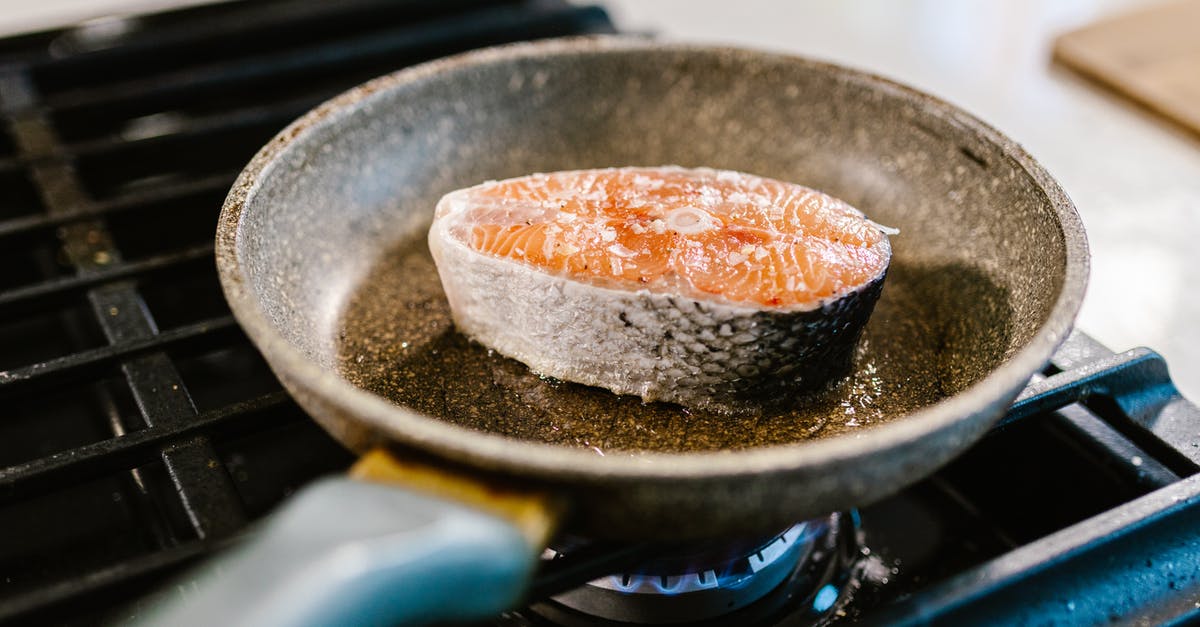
{"left": 335, "top": 245, "right": 1012, "bottom": 454}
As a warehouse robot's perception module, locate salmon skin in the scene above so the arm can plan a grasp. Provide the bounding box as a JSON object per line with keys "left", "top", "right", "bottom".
{"left": 427, "top": 166, "right": 893, "bottom": 412}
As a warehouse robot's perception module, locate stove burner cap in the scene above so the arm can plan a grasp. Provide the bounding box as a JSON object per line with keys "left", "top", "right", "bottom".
{"left": 549, "top": 522, "right": 818, "bottom": 624}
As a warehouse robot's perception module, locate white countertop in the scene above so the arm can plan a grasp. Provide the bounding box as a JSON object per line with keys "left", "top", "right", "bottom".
{"left": 1, "top": 0, "right": 1197, "bottom": 399}
{"left": 607, "top": 0, "right": 1200, "bottom": 400}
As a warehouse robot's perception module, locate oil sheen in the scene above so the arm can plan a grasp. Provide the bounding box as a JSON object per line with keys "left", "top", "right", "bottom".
{"left": 335, "top": 243, "right": 1011, "bottom": 455}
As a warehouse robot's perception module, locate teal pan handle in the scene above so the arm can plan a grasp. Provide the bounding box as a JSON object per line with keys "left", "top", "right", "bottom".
{"left": 136, "top": 477, "right": 541, "bottom": 627}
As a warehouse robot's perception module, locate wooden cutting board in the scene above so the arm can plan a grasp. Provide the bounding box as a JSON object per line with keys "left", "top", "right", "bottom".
{"left": 1054, "top": 0, "right": 1200, "bottom": 136}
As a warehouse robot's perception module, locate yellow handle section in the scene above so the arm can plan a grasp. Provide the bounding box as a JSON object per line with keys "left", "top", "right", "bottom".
{"left": 350, "top": 448, "right": 564, "bottom": 549}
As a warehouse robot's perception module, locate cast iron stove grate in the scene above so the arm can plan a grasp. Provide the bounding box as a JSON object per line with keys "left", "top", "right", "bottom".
{"left": 0, "top": 2, "right": 1198, "bottom": 625}
{"left": 0, "top": 1, "right": 613, "bottom": 624}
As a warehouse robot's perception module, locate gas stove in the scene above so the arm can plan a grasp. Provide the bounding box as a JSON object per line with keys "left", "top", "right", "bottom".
{"left": 0, "top": 1, "right": 1198, "bottom": 625}
{"left": 499, "top": 332, "right": 1200, "bottom": 625}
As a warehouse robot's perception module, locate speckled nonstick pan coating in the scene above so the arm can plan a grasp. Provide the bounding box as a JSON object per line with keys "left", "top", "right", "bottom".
{"left": 216, "top": 37, "right": 1087, "bottom": 541}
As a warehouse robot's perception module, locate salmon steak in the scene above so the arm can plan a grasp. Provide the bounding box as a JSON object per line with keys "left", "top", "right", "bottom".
{"left": 427, "top": 166, "right": 893, "bottom": 412}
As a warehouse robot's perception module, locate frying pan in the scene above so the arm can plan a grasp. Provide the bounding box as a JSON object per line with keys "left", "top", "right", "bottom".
{"left": 145, "top": 37, "right": 1087, "bottom": 625}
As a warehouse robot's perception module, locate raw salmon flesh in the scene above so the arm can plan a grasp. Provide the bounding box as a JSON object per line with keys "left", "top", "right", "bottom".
{"left": 427, "top": 166, "right": 893, "bottom": 411}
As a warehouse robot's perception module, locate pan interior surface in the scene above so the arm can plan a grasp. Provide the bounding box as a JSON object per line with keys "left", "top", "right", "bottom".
{"left": 232, "top": 40, "right": 1073, "bottom": 458}
{"left": 335, "top": 240, "right": 1008, "bottom": 453}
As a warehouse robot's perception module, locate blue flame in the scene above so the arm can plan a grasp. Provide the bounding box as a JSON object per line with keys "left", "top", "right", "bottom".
{"left": 813, "top": 584, "right": 839, "bottom": 613}
{"left": 604, "top": 521, "right": 825, "bottom": 597}
{"left": 607, "top": 571, "right": 722, "bottom": 595}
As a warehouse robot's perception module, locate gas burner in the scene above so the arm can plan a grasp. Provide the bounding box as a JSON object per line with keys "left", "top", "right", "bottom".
{"left": 516, "top": 513, "right": 861, "bottom": 626}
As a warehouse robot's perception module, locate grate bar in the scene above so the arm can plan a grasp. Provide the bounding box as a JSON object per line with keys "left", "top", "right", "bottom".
{"left": 33, "top": 0, "right": 500, "bottom": 83}
{"left": 0, "top": 2, "right": 618, "bottom": 622}
{"left": 44, "top": 3, "right": 611, "bottom": 113}
{"left": 66, "top": 93, "right": 326, "bottom": 159}
{"left": 1007, "top": 348, "right": 1173, "bottom": 425}
{"left": 0, "top": 392, "right": 291, "bottom": 502}
{"left": 0, "top": 171, "right": 232, "bottom": 240}
{"left": 0, "top": 243, "right": 211, "bottom": 317}
{"left": 94, "top": 288, "right": 246, "bottom": 538}
{"left": 862, "top": 474, "right": 1200, "bottom": 626}
{"left": 1001, "top": 339, "right": 1200, "bottom": 474}
{"left": 0, "top": 315, "right": 239, "bottom": 394}
{"left": 0, "top": 537, "right": 227, "bottom": 625}
{"left": 1, "top": 65, "right": 250, "bottom": 541}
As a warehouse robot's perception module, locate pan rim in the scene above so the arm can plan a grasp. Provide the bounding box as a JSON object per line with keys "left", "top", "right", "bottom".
{"left": 216, "top": 35, "right": 1088, "bottom": 481}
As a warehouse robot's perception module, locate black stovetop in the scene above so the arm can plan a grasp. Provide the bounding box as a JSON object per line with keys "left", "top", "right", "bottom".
{"left": 1, "top": 2, "right": 1198, "bottom": 625}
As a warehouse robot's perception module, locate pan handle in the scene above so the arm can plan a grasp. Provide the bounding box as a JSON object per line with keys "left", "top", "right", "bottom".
{"left": 136, "top": 451, "right": 561, "bottom": 627}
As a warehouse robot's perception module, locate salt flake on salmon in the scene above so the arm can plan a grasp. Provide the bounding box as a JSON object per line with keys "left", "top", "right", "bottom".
{"left": 428, "top": 166, "right": 893, "bottom": 411}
